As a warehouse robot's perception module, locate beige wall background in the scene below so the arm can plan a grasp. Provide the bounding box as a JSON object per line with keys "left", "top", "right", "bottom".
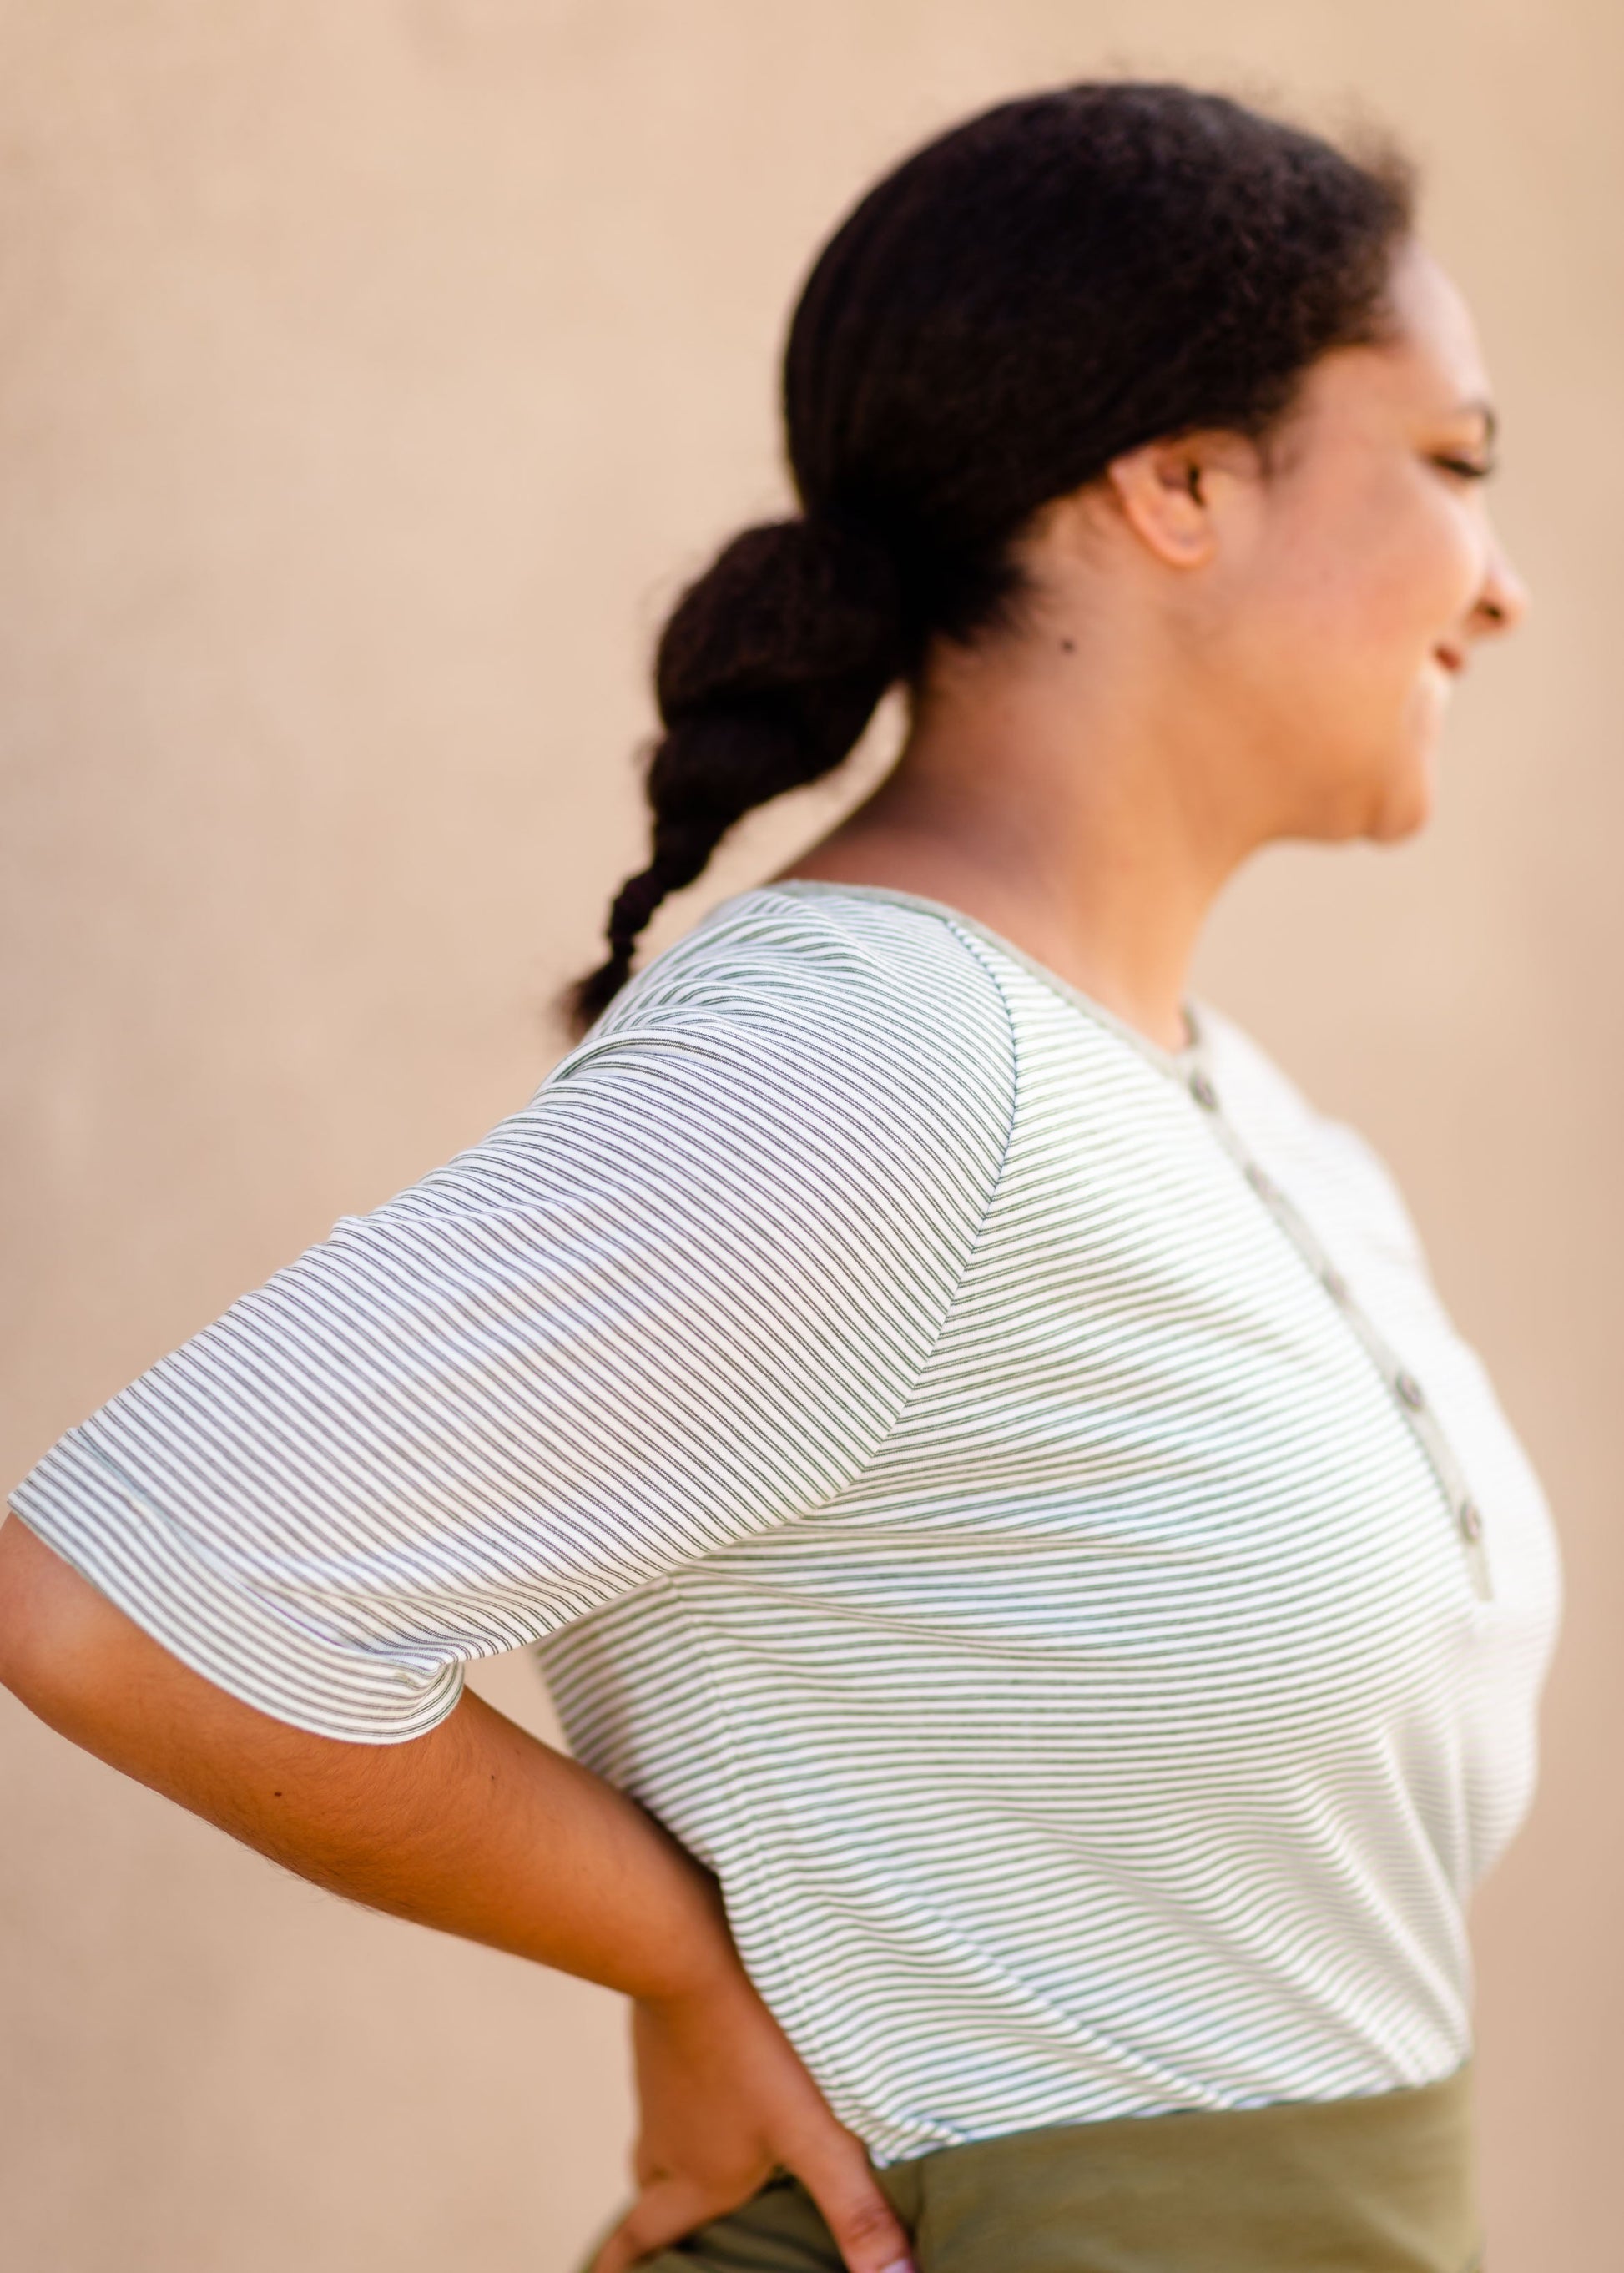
{"left": 1, "top": 4, "right": 1618, "bottom": 2268}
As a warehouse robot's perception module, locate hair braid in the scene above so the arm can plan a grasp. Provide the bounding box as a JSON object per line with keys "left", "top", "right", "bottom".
{"left": 565, "top": 83, "right": 1413, "bottom": 1032}
{"left": 567, "top": 512, "right": 905, "bottom": 1029}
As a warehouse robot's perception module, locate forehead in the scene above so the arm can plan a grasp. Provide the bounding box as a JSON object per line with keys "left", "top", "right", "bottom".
{"left": 1294, "top": 240, "right": 1494, "bottom": 436}
{"left": 1383, "top": 241, "right": 1492, "bottom": 401}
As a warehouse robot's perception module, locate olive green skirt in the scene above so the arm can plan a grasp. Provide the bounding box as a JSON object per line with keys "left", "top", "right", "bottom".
{"left": 606, "top": 2064, "right": 1480, "bottom": 2272}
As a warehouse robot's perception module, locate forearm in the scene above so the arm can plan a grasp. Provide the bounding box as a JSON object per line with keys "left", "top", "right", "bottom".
{"left": 0, "top": 1513, "right": 732, "bottom": 2002}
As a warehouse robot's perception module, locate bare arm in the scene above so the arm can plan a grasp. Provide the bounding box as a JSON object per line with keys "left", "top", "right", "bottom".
{"left": 0, "top": 1508, "right": 720, "bottom": 1991}
{"left": 0, "top": 1512, "right": 915, "bottom": 2273}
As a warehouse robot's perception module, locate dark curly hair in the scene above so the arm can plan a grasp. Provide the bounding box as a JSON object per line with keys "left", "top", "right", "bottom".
{"left": 567, "top": 81, "right": 1415, "bottom": 1032}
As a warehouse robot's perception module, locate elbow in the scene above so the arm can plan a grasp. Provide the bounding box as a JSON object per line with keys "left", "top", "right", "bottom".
{"left": 0, "top": 1512, "right": 126, "bottom": 1731}
{"left": 1, "top": 1510, "right": 278, "bottom": 1797}
{"left": 0, "top": 1511, "right": 48, "bottom": 1699}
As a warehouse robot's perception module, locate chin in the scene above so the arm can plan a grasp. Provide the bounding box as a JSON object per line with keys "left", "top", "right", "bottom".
{"left": 1276, "top": 710, "right": 1443, "bottom": 846}
{"left": 1370, "top": 736, "right": 1443, "bottom": 840}
{"left": 1331, "top": 717, "right": 1440, "bottom": 844}
{"left": 1365, "top": 781, "right": 1435, "bottom": 844}
{"left": 1290, "top": 759, "right": 1435, "bottom": 847}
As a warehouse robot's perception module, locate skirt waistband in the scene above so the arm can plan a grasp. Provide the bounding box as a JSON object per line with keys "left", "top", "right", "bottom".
{"left": 616, "top": 2064, "right": 1480, "bottom": 2273}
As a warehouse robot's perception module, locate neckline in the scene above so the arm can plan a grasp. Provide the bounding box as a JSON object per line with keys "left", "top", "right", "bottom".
{"left": 734, "top": 877, "right": 1207, "bottom": 1083}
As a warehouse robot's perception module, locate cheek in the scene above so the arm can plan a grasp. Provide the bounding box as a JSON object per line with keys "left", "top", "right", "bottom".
{"left": 1253, "top": 481, "right": 1477, "bottom": 711}
{"left": 1216, "top": 477, "right": 1481, "bottom": 837}
{"left": 1283, "top": 475, "right": 1474, "bottom": 658}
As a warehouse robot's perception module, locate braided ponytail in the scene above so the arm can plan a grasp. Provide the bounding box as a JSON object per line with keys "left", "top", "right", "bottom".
{"left": 567, "top": 512, "right": 905, "bottom": 1031}
{"left": 567, "top": 82, "right": 1413, "bottom": 1032}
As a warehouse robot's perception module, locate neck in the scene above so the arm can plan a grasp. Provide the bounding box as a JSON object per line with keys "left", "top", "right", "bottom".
{"left": 781, "top": 636, "right": 1261, "bottom": 1056}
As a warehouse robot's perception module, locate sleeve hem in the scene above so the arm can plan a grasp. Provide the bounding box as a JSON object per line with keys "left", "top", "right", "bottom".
{"left": 8, "top": 1433, "right": 465, "bottom": 1746}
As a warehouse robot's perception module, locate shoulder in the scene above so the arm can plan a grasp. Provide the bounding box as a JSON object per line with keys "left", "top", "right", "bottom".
{"left": 438, "top": 888, "right": 1020, "bottom": 1252}
{"left": 551, "top": 885, "right": 1017, "bottom": 1129}
{"left": 522, "top": 886, "right": 1021, "bottom": 1252}
{"left": 603, "top": 883, "right": 1012, "bottom": 1041}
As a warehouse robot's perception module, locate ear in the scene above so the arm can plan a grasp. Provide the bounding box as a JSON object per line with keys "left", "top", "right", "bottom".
{"left": 1102, "top": 432, "right": 1257, "bottom": 569}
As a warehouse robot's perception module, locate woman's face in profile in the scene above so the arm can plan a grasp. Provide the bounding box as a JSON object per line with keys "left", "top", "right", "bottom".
{"left": 1213, "top": 237, "right": 1528, "bottom": 848}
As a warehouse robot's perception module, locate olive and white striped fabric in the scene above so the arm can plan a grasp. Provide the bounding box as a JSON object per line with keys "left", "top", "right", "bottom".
{"left": 11, "top": 881, "right": 1561, "bottom": 2164}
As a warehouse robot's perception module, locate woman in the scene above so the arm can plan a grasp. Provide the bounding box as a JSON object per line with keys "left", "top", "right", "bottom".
{"left": 0, "top": 82, "right": 1561, "bottom": 2273}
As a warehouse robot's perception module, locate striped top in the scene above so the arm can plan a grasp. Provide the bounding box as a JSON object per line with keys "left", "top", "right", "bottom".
{"left": 11, "top": 881, "right": 1561, "bottom": 2164}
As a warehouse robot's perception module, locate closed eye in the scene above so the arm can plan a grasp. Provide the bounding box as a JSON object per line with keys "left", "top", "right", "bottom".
{"left": 1434, "top": 454, "right": 1497, "bottom": 481}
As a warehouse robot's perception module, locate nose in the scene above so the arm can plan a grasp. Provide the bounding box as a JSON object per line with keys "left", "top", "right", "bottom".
{"left": 1471, "top": 537, "right": 1530, "bottom": 641}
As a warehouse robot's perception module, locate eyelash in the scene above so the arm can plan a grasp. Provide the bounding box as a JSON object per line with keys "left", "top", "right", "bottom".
{"left": 1434, "top": 455, "right": 1496, "bottom": 482}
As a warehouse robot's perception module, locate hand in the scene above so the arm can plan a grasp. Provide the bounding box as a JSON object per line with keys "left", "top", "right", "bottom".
{"left": 589, "top": 1958, "right": 916, "bottom": 2273}
{"left": 0, "top": 1523, "right": 910, "bottom": 2266}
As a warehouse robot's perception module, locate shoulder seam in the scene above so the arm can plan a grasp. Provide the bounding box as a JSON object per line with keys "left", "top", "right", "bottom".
{"left": 825, "top": 914, "right": 1021, "bottom": 1498}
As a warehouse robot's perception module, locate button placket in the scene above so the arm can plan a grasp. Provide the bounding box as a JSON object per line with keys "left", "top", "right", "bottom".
{"left": 1178, "top": 1056, "right": 1493, "bottom": 1603}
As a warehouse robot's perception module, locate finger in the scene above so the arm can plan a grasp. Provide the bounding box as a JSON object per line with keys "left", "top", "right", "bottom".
{"left": 588, "top": 2175, "right": 714, "bottom": 2273}
{"left": 792, "top": 2130, "right": 918, "bottom": 2273}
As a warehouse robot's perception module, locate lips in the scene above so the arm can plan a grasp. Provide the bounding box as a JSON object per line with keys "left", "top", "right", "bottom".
{"left": 1431, "top": 642, "right": 1466, "bottom": 676}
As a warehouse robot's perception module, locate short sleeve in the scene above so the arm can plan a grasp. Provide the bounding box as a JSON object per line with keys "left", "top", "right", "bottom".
{"left": 9, "top": 893, "right": 1016, "bottom": 1741}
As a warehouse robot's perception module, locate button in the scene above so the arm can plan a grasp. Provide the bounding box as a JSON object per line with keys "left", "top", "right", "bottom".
{"left": 1244, "top": 1162, "right": 1276, "bottom": 1202}
{"left": 1459, "top": 1500, "right": 1485, "bottom": 1545}
{"left": 1321, "top": 1266, "right": 1349, "bottom": 1303}
{"left": 1188, "top": 1071, "right": 1219, "bottom": 1111}
{"left": 1394, "top": 1371, "right": 1426, "bottom": 1411}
